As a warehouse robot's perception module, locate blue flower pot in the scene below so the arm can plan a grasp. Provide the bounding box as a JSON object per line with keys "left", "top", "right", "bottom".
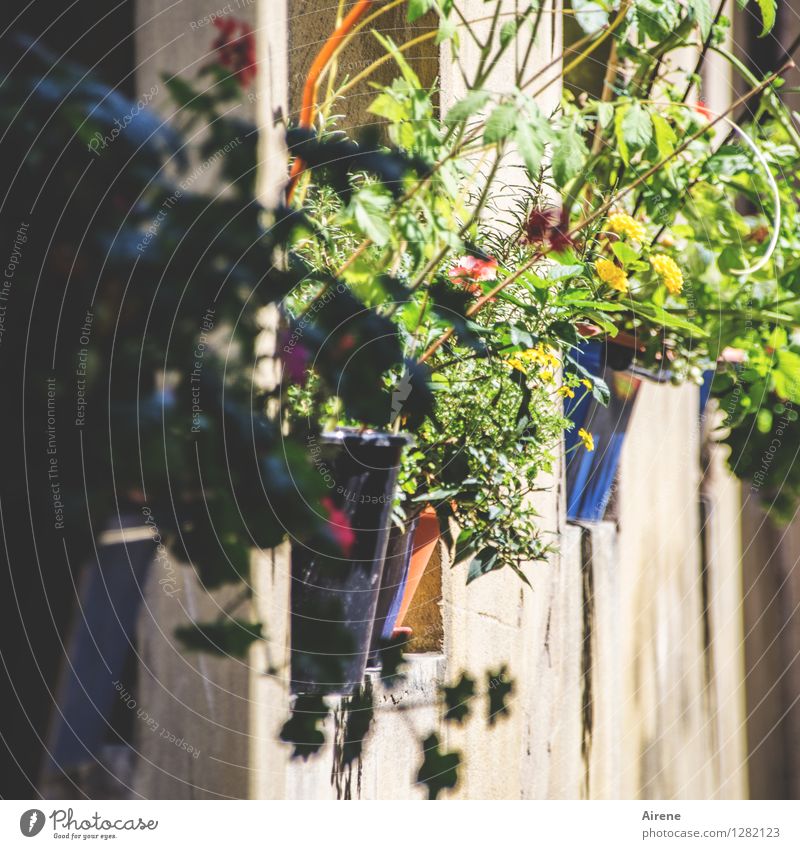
{"left": 565, "top": 341, "right": 642, "bottom": 521}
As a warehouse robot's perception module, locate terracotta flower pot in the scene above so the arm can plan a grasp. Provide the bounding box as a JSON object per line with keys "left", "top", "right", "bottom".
{"left": 393, "top": 506, "right": 440, "bottom": 636}
{"left": 368, "top": 514, "right": 419, "bottom": 663}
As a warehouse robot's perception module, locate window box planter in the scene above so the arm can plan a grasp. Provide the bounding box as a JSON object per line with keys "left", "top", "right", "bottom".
{"left": 290, "top": 429, "right": 410, "bottom": 695}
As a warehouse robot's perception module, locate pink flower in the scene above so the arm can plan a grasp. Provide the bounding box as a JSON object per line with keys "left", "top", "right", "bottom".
{"left": 449, "top": 254, "right": 498, "bottom": 282}
{"left": 321, "top": 497, "right": 355, "bottom": 556}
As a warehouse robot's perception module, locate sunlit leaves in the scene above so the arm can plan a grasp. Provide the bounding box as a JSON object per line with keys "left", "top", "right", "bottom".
{"left": 615, "top": 102, "right": 653, "bottom": 164}
{"left": 756, "top": 0, "right": 777, "bottom": 35}
{"left": 572, "top": 0, "right": 609, "bottom": 34}
{"left": 688, "top": 0, "right": 714, "bottom": 40}
{"left": 635, "top": 0, "right": 681, "bottom": 42}
{"left": 552, "top": 121, "right": 589, "bottom": 187}
{"left": 737, "top": 0, "right": 777, "bottom": 36}
{"left": 445, "top": 90, "right": 491, "bottom": 126}
{"left": 350, "top": 185, "right": 393, "bottom": 246}
{"left": 484, "top": 103, "right": 518, "bottom": 144}
{"left": 516, "top": 120, "right": 546, "bottom": 177}
{"left": 408, "top": 0, "right": 434, "bottom": 23}
{"left": 651, "top": 113, "right": 677, "bottom": 160}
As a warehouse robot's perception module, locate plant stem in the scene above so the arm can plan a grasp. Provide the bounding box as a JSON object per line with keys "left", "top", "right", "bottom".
{"left": 287, "top": 0, "right": 378, "bottom": 202}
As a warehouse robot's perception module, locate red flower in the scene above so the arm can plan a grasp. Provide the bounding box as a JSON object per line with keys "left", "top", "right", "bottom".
{"left": 321, "top": 497, "right": 355, "bottom": 556}
{"left": 448, "top": 254, "right": 498, "bottom": 300}
{"left": 522, "top": 208, "right": 557, "bottom": 244}
{"left": 522, "top": 207, "right": 574, "bottom": 253}
{"left": 212, "top": 17, "right": 257, "bottom": 87}
{"left": 448, "top": 254, "right": 498, "bottom": 282}
{"left": 695, "top": 99, "right": 711, "bottom": 120}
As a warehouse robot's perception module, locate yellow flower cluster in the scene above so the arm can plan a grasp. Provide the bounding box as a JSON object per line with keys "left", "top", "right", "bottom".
{"left": 508, "top": 344, "right": 559, "bottom": 379}
{"left": 595, "top": 258, "right": 628, "bottom": 292}
{"left": 557, "top": 385, "right": 575, "bottom": 399}
{"left": 578, "top": 428, "right": 594, "bottom": 452}
{"left": 607, "top": 212, "right": 646, "bottom": 242}
{"left": 650, "top": 254, "right": 684, "bottom": 295}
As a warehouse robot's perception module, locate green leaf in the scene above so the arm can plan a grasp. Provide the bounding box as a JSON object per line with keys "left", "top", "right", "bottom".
{"left": 417, "top": 734, "right": 461, "bottom": 799}
{"left": 466, "top": 546, "right": 500, "bottom": 583}
{"left": 350, "top": 186, "right": 393, "bottom": 246}
{"left": 775, "top": 349, "right": 800, "bottom": 402}
{"left": 618, "top": 101, "right": 652, "bottom": 161}
{"left": 633, "top": 302, "right": 709, "bottom": 336}
{"left": 651, "top": 113, "right": 677, "bottom": 160}
{"left": 436, "top": 16, "right": 457, "bottom": 44}
{"left": 572, "top": 0, "right": 608, "bottom": 35}
{"left": 597, "top": 101, "right": 614, "bottom": 129}
{"left": 756, "top": 407, "right": 773, "bottom": 433}
{"left": 175, "top": 619, "right": 263, "bottom": 658}
{"left": 163, "top": 75, "right": 209, "bottom": 111}
{"left": 547, "top": 263, "right": 585, "bottom": 282}
{"left": 445, "top": 90, "right": 491, "bottom": 126}
{"left": 755, "top": 0, "right": 777, "bottom": 35}
{"left": 515, "top": 121, "right": 545, "bottom": 177}
{"left": 408, "top": 0, "right": 434, "bottom": 23}
{"left": 688, "top": 0, "right": 714, "bottom": 40}
{"left": 500, "top": 19, "right": 518, "bottom": 48}
{"left": 552, "top": 122, "right": 588, "bottom": 187}
{"left": 567, "top": 354, "right": 611, "bottom": 405}
{"left": 368, "top": 92, "right": 407, "bottom": 123}
{"left": 611, "top": 241, "right": 640, "bottom": 266}
{"left": 614, "top": 104, "right": 631, "bottom": 164}
{"left": 371, "top": 31, "right": 421, "bottom": 87}
{"left": 484, "top": 103, "right": 518, "bottom": 144}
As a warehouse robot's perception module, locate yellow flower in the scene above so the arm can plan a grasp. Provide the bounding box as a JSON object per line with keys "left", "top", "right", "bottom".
{"left": 650, "top": 254, "right": 683, "bottom": 295}
{"left": 508, "top": 356, "right": 526, "bottom": 373}
{"left": 595, "top": 258, "right": 628, "bottom": 292}
{"left": 607, "top": 212, "right": 646, "bottom": 242}
{"left": 578, "top": 428, "right": 594, "bottom": 452}
{"left": 558, "top": 385, "right": 575, "bottom": 399}
{"left": 540, "top": 369, "right": 555, "bottom": 383}
{"left": 510, "top": 344, "right": 560, "bottom": 373}
{"left": 580, "top": 378, "right": 593, "bottom": 390}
